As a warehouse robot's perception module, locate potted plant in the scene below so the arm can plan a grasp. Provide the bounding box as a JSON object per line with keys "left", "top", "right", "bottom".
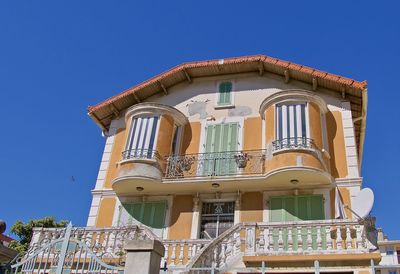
{"left": 234, "top": 152, "right": 249, "bottom": 168}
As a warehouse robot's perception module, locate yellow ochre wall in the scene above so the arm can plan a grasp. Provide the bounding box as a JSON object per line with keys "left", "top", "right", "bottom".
{"left": 326, "top": 111, "right": 348, "bottom": 178}
{"left": 95, "top": 197, "right": 116, "bottom": 227}
{"left": 168, "top": 195, "right": 193, "bottom": 240}
{"left": 308, "top": 102, "right": 323, "bottom": 150}
{"left": 240, "top": 192, "right": 263, "bottom": 222}
{"left": 156, "top": 115, "right": 175, "bottom": 157}
{"left": 265, "top": 106, "right": 275, "bottom": 144}
{"left": 182, "top": 122, "right": 201, "bottom": 154}
{"left": 243, "top": 117, "right": 262, "bottom": 150}
{"left": 329, "top": 187, "right": 352, "bottom": 219}
{"left": 104, "top": 128, "right": 127, "bottom": 189}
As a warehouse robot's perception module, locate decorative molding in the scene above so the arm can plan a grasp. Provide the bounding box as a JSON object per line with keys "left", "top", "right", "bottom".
{"left": 259, "top": 89, "right": 329, "bottom": 118}
{"left": 125, "top": 103, "right": 188, "bottom": 126}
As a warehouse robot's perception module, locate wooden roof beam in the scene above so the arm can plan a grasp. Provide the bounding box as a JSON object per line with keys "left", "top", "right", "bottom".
{"left": 133, "top": 93, "right": 141, "bottom": 103}
{"left": 109, "top": 103, "right": 120, "bottom": 117}
{"left": 312, "top": 77, "right": 318, "bottom": 91}
{"left": 159, "top": 81, "right": 168, "bottom": 95}
{"left": 258, "top": 62, "right": 265, "bottom": 76}
{"left": 284, "top": 69, "right": 290, "bottom": 83}
{"left": 183, "top": 69, "right": 192, "bottom": 83}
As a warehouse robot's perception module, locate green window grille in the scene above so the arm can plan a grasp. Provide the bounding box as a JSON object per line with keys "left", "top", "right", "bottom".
{"left": 217, "top": 81, "right": 232, "bottom": 106}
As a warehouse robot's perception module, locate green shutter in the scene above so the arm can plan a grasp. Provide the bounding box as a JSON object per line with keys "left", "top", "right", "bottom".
{"left": 284, "top": 197, "right": 296, "bottom": 222}
{"left": 151, "top": 201, "right": 167, "bottom": 229}
{"left": 124, "top": 201, "right": 167, "bottom": 229}
{"left": 218, "top": 82, "right": 232, "bottom": 105}
{"left": 310, "top": 195, "right": 324, "bottom": 220}
{"left": 270, "top": 197, "right": 284, "bottom": 222}
{"left": 297, "top": 196, "right": 309, "bottom": 221}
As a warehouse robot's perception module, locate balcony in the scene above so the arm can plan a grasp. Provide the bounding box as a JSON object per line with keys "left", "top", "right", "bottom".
{"left": 164, "top": 150, "right": 266, "bottom": 179}
{"left": 112, "top": 140, "right": 331, "bottom": 195}
{"left": 29, "top": 219, "right": 378, "bottom": 272}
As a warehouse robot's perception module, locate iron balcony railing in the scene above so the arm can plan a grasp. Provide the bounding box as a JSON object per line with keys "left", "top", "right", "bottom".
{"left": 165, "top": 150, "right": 266, "bottom": 179}
{"left": 272, "top": 137, "right": 314, "bottom": 152}
{"left": 122, "top": 148, "right": 161, "bottom": 161}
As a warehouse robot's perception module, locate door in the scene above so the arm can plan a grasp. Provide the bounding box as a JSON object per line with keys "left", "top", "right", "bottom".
{"left": 200, "top": 202, "right": 235, "bottom": 239}
{"left": 202, "top": 122, "right": 239, "bottom": 176}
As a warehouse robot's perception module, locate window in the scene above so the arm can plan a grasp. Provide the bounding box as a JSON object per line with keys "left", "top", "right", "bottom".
{"left": 200, "top": 202, "right": 234, "bottom": 239}
{"left": 217, "top": 81, "right": 233, "bottom": 106}
{"left": 275, "top": 103, "right": 309, "bottom": 150}
{"left": 270, "top": 195, "right": 324, "bottom": 222}
{"left": 124, "top": 116, "right": 159, "bottom": 159}
{"left": 202, "top": 122, "right": 239, "bottom": 176}
{"left": 387, "top": 247, "right": 394, "bottom": 255}
{"left": 118, "top": 201, "right": 167, "bottom": 236}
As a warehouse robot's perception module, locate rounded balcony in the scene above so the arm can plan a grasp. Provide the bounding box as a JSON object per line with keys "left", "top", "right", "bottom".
{"left": 259, "top": 89, "right": 332, "bottom": 187}
{"left": 112, "top": 103, "right": 188, "bottom": 196}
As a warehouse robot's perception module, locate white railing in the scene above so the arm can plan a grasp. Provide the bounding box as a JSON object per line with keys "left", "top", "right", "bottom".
{"left": 30, "top": 225, "right": 210, "bottom": 269}
{"left": 188, "top": 219, "right": 369, "bottom": 271}
{"left": 29, "top": 220, "right": 371, "bottom": 272}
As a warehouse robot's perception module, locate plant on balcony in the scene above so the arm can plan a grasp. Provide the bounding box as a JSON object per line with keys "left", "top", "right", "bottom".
{"left": 178, "top": 156, "right": 196, "bottom": 172}
{"left": 234, "top": 152, "right": 250, "bottom": 168}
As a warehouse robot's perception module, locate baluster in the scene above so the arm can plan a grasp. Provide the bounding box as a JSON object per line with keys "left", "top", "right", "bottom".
{"left": 297, "top": 226, "right": 303, "bottom": 253}
{"left": 345, "top": 225, "right": 352, "bottom": 249}
{"left": 259, "top": 227, "right": 265, "bottom": 253}
{"left": 164, "top": 243, "right": 170, "bottom": 266}
{"left": 269, "top": 228, "right": 274, "bottom": 252}
{"left": 356, "top": 224, "right": 363, "bottom": 250}
{"left": 170, "top": 243, "right": 176, "bottom": 266}
{"left": 326, "top": 226, "right": 333, "bottom": 251}
{"left": 178, "top": 243, "right": 184, "bottom": 265}
{"left": 192, "top": 243, "right": 197, "bottom": 258}
{"left": 220, "top": 242, "right": 226, "bottom": 267}
{"left": 307, "top": 226, "right": 312, "bottom": 251}
{"left": 316, "top": 226, "right": 322, "bottom": 251}
{"left": 264, "top": 227, "right": 269, "bottom": 252}
{"left": 336, "top": 226, "right": 343, "bottom": 250}
{"left": 278, "top": 228, "right": 283, "bottom": 252}
{"left": 213, "top": 248, "right": 218, "bottom": 267}
{"left": 187, "top": 243, "right": 193, "bottom": 261}
{"left": 235, "top": 231, "right": 241, "bottom": 254}
{"left": 288, "top": 227, "right": 293, "bottom": 252}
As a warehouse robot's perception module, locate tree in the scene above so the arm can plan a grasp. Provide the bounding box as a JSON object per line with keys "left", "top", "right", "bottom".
{"left": 9, "top": 216, "right": 68, "bottom": 254}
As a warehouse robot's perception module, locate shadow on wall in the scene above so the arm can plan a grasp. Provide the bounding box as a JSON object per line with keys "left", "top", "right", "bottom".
{"left": 326, "top": 111, "right": 339, "bottom": 178}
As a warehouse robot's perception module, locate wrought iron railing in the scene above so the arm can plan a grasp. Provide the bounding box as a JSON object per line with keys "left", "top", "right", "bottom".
{"left": 272, "top": 137, "right": 314, "bottom": 152}
{"left": 121, "top": 149, "right": 161, "bottom": 161}
{"left": 164, "top": 150, "right": 266, "bottom": 179}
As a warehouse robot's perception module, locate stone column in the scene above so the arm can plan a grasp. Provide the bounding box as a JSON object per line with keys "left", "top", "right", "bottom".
{"left": 234, "top": 192, "right": 241, "bottom": 224}
{"left": 124, "top": 239, "right": 165, "bottom": 274}
{"left": 190, "top": 196, "right": 200, "bottom": 239}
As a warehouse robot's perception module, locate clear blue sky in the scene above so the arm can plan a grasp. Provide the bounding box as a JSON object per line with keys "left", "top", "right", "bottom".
{"left": 1, "top": 1, "right": 399, "bottom": 239}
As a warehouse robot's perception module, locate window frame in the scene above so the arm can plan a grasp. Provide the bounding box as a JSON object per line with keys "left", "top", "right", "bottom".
{"left": 215, "top": 80, "right": 235, "bottom": 109}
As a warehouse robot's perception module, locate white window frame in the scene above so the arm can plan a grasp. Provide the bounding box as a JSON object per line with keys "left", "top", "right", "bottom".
{"left": 215, "top": 80, "right": 235, "bottom": 109}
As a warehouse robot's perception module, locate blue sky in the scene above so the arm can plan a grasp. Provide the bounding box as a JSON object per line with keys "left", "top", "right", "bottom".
{"left": 1, "top": 1, "right": 399, "bottom": 239}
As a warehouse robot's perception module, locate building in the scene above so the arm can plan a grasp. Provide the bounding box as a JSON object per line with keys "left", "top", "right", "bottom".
{"left": 28, "top": 54, "right": 380, "bottom": 273}
{"left": 376, "top": 229, "right": 400, "bottom": 274}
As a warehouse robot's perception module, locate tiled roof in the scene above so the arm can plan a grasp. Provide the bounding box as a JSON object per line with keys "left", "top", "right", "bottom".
{"left": 88, "top": 54, "right": 367, "bottom": 116}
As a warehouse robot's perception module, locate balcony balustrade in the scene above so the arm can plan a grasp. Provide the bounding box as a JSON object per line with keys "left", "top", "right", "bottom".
{"left": 164, "top": 150, "right": 266, "bottom": 179}
{"left": 271, "top": 137, "right": 314, "bottom": 152}
{"left": 29, "top": 219, "right": 371, "bottom": 271}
